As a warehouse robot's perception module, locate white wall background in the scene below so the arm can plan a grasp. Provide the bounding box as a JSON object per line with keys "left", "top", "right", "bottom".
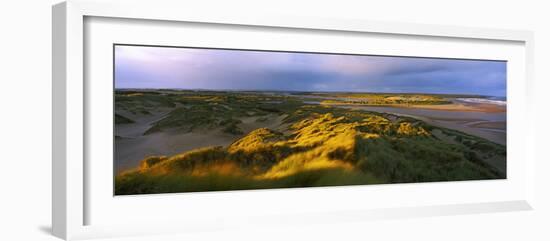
{"left": 0, "top": 0, "right": 548, "bottom": 240}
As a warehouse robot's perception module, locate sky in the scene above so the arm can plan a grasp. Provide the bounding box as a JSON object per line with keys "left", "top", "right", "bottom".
{"left": 114, "top": 45, "right": 507, "bottom": 96}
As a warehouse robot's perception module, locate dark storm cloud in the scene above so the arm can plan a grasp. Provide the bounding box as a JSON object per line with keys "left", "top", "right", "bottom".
{"left": 115, "top": 45, "right": 506, "bottom": 96}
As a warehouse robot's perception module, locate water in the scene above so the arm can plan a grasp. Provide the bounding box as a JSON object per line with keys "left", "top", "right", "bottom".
{"left": 456, "top": 97, "right": 507, "bottom": 106}
{"left": 340, "top": 105, "right": 506, "bottom": 145}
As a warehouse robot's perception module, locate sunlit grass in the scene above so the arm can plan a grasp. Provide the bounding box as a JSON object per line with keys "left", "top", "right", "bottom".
{"left": 114, "top": 90, "right": 507, "bottom": 194}
{"left": 115, "top": 97, "right": 505, "bottom": 195}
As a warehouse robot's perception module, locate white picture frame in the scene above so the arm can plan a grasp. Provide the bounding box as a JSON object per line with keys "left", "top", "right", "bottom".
{"left": 52, "top": 0, "right": 535, "bottom": 240}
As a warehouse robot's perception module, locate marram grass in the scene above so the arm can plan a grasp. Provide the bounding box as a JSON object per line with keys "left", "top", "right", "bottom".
{"left": 116, "top": 109, "right": 504, "bottom": 195}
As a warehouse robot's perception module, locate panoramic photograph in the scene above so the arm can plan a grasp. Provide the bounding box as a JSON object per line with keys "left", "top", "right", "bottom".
{"left": 113, "top": 44, "right": 507, "bottom": 195}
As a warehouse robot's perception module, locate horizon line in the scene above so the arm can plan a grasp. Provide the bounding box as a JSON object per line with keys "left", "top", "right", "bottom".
{"left": 114, "top": 88, "right": 503, "bottom": 97}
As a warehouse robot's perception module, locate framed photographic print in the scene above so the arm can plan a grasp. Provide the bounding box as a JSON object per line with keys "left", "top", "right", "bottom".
{"left": 52, "top": 0, "right": 535, "bottom": 240}
{"left": 113, "top": 44, "right": 508, "bottom": 195}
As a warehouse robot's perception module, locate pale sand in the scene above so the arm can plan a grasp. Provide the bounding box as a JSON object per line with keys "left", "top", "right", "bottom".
{"left": 317, "top": 96, "right": 506, "bottom": 113}
{"left": 340, "top": 105, "right": 506, "bottom": 145}
{"left": 238, "top": 114, "right": 288, "bottom": 134}
{"left": 407, "top": 103, "right": 505, "bottom": 113}
{"left": 114, "top": 113, "right": 287, "bottom": 173}
{"left": 323, "top": 101, "right": 506, "bottom": 113}
{"left": 115, "top": 130, "right": 237, "bottom": 174}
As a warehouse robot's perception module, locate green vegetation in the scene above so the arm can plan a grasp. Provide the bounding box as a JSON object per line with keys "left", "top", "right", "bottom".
{"left": 115, "top": 91, "right": 176, "bottom": 115}
{"left": 316, "top": 93, "right": 452, "bottom": 106}
{"left": 129, "top": 91, "right": 300, "bottom": 135}
{"left": 114, "top": 90, "right": 505, "bottom": 195}
{"left": 115, "top": 113, "right": 135, "bottom": 124}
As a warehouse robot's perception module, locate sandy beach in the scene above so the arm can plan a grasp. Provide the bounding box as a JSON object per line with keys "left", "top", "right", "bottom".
{"left": 338, "top": 103, "right": 506, "bottom": 145}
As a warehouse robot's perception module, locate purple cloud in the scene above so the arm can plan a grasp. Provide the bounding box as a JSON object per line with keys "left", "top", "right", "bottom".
{"left": 115, "top": 45, "right": 506, "bottom": 96}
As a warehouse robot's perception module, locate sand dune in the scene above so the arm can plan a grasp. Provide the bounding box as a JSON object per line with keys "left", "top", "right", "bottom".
{"left": 114, "top": 113, "right": 287, "bottom": 174}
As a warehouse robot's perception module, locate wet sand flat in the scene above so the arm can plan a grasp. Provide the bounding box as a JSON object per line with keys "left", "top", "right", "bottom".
{"left": 338, "top": 105, "right": 506, "bottom": 145}
{"left": 115, "top": 131, "right": 237, "bottom": 173}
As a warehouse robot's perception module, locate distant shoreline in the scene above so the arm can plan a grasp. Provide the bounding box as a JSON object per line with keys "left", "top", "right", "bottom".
{"left": 114, "top": 88, "right": 501, "bottom": 99}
